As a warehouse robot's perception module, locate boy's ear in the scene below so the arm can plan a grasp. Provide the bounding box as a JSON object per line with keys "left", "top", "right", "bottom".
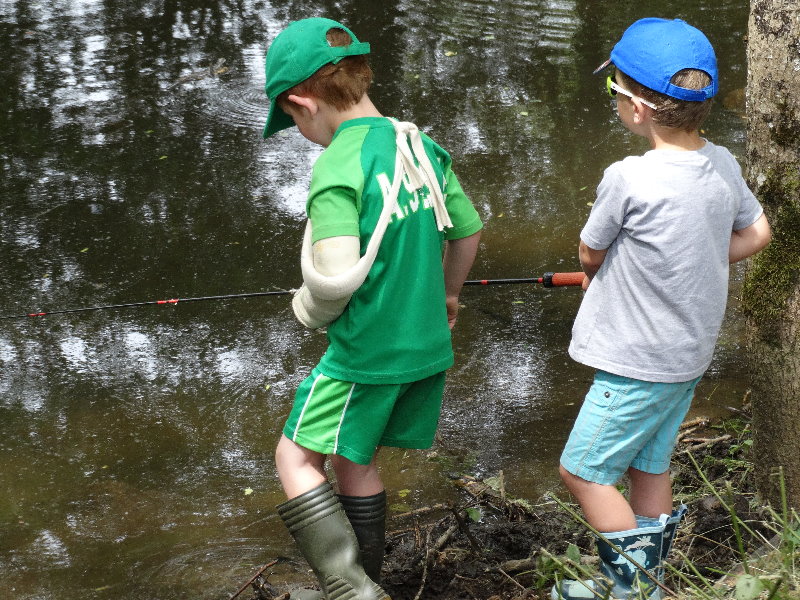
{"left": 286, "top": 94, "right": 319, "bottom": 116}
{"left": 630, "top": 98, "right": 649, "bottom": 123}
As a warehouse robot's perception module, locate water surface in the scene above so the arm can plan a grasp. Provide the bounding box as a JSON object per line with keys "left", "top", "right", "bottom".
{"left": 0, "top": 0, "right": 752, "bottom": 597}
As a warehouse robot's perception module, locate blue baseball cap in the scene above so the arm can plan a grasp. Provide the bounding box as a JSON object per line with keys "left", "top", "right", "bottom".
{"left": 595, "top": 18, "right": 718, "bottom": 101}
{"left": 262, "top": 18, "right": 371, "bottom": 139}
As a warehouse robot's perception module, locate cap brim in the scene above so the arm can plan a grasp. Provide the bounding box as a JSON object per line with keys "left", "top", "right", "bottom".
{"left": 262, "top": 102, "right": 295, "bottom": 139}
{"left": 592, "top": 58, "right": 613, "bottom": 75}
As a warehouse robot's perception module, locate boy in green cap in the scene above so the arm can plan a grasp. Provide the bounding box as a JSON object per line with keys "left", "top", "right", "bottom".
{"left": 553, "top": 18, "right": 771, "bottom": 600}
{"left": 262, "top": 17, "right": 482, "bottom": 600}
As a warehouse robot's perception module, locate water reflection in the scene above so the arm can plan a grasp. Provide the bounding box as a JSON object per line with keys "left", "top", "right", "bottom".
{"left": 1, "top": 0, "right": 752, "bottom": 597}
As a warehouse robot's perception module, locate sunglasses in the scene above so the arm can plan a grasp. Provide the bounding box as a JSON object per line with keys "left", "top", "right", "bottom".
{"left": 606, "top": 75, "right": 658, "bottom": 110}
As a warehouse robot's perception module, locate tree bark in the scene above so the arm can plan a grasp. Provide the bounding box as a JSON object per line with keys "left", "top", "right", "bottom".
{"left": 744, "top": 0, "right": 800, "bottom": 508}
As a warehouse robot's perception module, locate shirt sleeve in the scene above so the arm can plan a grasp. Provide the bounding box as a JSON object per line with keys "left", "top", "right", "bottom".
{"left": 308, "top": 186, "right": 360, "bottom": 243}
{"left": 731, "top": 164, "right": 764, "bottom": 231}
{"left": 442, "top": 163, "right": 483, "bottom": 241}
{"left": 307, "top": 139, "right": 363, "bottom": 243}
{"left": 581, "top": 163, "right": 629, "bottom": 250}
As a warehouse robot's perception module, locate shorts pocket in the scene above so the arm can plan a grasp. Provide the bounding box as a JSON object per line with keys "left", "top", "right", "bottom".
{"left": 585, "top": 378, "right": 627, "bottom": 410}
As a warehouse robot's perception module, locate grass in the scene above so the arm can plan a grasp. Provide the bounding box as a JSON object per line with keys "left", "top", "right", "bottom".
{"left": 545, "top": 411, "right": 800, "bottom": 600}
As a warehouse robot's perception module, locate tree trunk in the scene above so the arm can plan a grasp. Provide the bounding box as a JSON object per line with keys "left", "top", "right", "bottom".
{"left": 744, "top": 1, "right": 800, "bottom": 509}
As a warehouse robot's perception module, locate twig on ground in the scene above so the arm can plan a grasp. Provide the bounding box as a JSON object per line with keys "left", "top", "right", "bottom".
{"left": 393, "top": 503, "right": 450, "bottom": 520}
{"left": 680, "top": 416, "right": 711, "bottom": 430}
{"left": 413, "top": 522, "right": 459, "bottom": 600}
{"left": 497, "top": 566, "right": 527, "bottom": 591}
{"left": 676, "top": 435, "right": 732, "bottom": 455}
{"left": 451, "top": 507, "right": 483, "bottom": 554}
{"left": 228, "top": 560, "right": 279, "bottom": 600}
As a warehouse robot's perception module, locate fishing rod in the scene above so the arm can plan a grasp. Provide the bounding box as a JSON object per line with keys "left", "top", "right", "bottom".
{"left": 464, "top": 271, "right": 585, "bottom": 288}
{"left": 1, "top": 271, "right": 584, "bottom": 320}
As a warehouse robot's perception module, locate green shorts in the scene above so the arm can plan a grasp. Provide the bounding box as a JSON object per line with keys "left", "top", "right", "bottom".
{"left": 284, "top": 367, "right": 446, "bottom": 465}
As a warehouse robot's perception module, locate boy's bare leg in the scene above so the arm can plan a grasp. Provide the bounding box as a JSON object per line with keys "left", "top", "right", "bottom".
{"left": 559, "top": 464, "right": 637, "bottom": 531}
{"left": 627, "top": 467, "right": 672, "bottom": 518}
{"left": 331, "top": 452, "right": 384, "bottom": 497}
{"left": 275, "top": 434, "right": 327, "bottom": 498}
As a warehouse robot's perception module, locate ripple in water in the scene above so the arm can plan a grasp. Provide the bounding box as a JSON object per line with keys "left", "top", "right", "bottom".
{"left": 203, "top": 82, "right": 269, "bottom": 131}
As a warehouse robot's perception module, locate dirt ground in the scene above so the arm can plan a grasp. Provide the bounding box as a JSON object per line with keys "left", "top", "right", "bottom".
{"left": 246, "top": 409, "right": 773, "bottom": 600}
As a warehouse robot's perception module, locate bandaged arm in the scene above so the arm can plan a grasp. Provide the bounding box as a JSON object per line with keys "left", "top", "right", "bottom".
{"left": 292, "top": 235, "right": 361, "bottom": 329}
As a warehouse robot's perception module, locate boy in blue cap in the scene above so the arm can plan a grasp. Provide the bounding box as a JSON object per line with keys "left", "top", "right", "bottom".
{"left": 553, "top": 18, "right": 771, "bottom": 600}
{"left": 262, "top": 17, "right": 482, "bottom": 600}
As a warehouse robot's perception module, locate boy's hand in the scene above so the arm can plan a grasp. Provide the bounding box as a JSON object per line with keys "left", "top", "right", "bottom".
{"left": 445, "top": 295, "right": 460, "bottom": 329}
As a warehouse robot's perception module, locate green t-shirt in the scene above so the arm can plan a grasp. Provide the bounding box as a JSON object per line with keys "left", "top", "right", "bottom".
{"left": 307, "top": 117, "right": 482, "bottom": 384}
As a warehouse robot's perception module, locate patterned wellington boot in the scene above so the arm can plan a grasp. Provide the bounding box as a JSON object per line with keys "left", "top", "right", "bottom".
{"left": 338, "top": 491, "right": 387, "bottom": 584}
{"left": 277, "top": 482, "right": 391, "bottom": 600}
{"left": 552, "top": 518, "right": 666, "bottom": 600}
{"left": 651, "top": 505, "right": 687, "bottom": 598}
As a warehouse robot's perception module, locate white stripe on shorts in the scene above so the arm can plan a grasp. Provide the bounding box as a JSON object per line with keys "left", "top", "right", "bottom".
{"left": 293, "top": 372, "right": 324, "bottom": 442}
{"left": 333, "top": 383, "right": 356, "bottom": 454}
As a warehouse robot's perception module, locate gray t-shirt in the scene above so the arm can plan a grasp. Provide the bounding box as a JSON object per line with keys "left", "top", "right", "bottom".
{"left": 569, "top": 141, "right": 763, "bottom": 383}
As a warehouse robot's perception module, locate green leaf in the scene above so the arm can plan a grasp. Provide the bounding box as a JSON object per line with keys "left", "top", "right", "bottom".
{"left": 483, "top": 476, "right": 502, "bottom": 492}
{"left": 466, "top": 507, "right": 481, "bottom": 522}
{"left": 80, "top": 247, "right": 89, "bottom": 253}
{"left": 509, "top": 497, "right": 536, "bottom": 512}
{"left": 566, "top": 543, "right": 582, "bottom": 565}
{"left": 735, "top": 575, "right": 765, "bottom": 600}
{"left": 397, "top": 488, "right": 411, "bottom": 498}
{"left": 389, "top": 503, "right": 411, "bottom": 513}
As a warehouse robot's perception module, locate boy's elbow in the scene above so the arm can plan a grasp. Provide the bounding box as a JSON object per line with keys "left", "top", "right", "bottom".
{"left": 752, "top": 214, "right": 772, "bottom": 253}
{"left": 578, "top": 241, "right": 607, "bottom": 272}
{"left": 759, "top": 219, "right": 772, "bottom": 249}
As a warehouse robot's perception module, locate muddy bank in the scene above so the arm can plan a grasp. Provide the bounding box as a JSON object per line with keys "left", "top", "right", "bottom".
{"left": 246, "top": 407, "right": 770, "bottom": 600}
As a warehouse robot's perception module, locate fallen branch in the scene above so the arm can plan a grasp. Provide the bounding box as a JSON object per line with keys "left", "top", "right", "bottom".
{"left": 228, "top": 560, "right": 279, "bottom": 600}
{"left": 451, "top": 507, "right": 483, "bottom": 555}
{"left": 392, "top": 503, "right": 450, "bottom": 520}
{"left": 680, "top": 416, "right": 710, "bottom": 430}
{"left": 676, "top": 434, "right": 732, "bottom": 454}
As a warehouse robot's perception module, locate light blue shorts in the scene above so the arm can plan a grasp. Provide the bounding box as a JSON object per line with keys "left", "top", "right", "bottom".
{"left": 560, "top": 371, "right": 701, "bottom": 485}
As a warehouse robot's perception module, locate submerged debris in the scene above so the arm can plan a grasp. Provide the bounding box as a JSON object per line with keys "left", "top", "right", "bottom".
{"left": 241, "top": 405, "right": 784, "bottom": 600}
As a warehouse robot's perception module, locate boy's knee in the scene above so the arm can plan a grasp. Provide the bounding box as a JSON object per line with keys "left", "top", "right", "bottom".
{"left": 559, "top": 463, "right": 579, "bottom": 487}
{"left": 274, "top": 435, "right": 295, "bottom": 470}
{"left": 275, "top": 435, "right": 320, "bottom": 470}
{"left": 330, "top": 453, "right": 373, "bottom": 476}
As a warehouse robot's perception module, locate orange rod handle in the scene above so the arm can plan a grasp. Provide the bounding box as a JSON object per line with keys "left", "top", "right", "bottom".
{"left": 545, "top": 272, "right": 585, "bottom": 287}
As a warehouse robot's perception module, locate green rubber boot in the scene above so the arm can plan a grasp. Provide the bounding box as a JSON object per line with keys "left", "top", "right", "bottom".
{"left": 277, "top": 482, "right": 391, "bottom": 600}
{"left": 338, "top": 491, "right": 387, "bottom": 584}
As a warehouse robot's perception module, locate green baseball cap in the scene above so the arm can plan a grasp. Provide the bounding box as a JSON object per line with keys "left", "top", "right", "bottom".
{"left": 262, "top": 17, "right": 371, "bottom": 139}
